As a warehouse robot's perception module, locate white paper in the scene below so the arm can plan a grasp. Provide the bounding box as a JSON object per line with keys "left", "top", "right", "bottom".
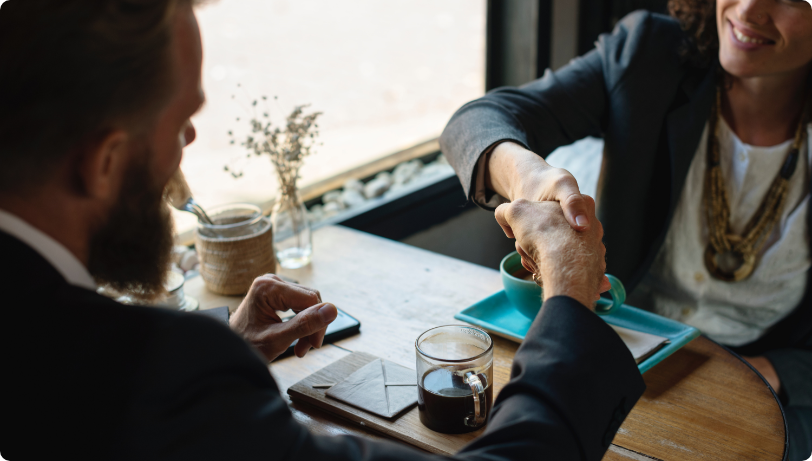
{"left": 610, "top": 324, "right": 669, "bottom": 363}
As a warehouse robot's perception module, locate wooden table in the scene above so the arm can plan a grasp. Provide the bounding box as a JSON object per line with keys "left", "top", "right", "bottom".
{"left": 186, "top": 225, "right": 786, "bottom": 460}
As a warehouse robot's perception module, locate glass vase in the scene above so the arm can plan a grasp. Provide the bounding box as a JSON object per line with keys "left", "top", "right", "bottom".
{"left": 271, "top": 190, "right": 312, "bottom": 269}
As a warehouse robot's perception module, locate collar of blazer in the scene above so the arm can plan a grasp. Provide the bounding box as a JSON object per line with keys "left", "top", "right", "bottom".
{"left": 665, "top": 62, "right": 717, "bottom": 214}
{"left": 0, "top": 230, "right": 72, "bottom": 299}
{"left": 620, "top": 63, "right": 717, "bottom": 291}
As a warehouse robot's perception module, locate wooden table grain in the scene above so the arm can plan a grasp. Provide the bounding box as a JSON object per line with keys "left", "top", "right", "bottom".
{"left": 186, "top": 225, "right": 786, "bottom": 460}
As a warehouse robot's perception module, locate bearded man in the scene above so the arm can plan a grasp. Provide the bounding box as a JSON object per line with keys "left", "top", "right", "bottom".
{"left": 0, "top": 1, "right": 643, "bottom": 460}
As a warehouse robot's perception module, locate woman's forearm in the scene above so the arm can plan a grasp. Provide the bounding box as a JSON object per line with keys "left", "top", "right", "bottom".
{"left": 486, "top": 142, "right": 550, "bottom": 201}
{"left": 486, "top": 141, "right": 591, "bottom": 230}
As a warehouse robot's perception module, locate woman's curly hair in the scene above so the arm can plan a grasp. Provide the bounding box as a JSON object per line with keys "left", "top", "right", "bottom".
{"left": 668, "top": 0, "right": 718, "bottom": 66}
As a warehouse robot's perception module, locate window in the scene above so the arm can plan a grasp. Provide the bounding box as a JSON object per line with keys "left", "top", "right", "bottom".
{"left": 176, "top": 0, "right": 486, "bottom": 234}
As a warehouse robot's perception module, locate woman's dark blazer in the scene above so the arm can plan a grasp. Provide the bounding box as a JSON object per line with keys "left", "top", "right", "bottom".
{"left": 440, "top": 10, "right": 812, "bottom": 409}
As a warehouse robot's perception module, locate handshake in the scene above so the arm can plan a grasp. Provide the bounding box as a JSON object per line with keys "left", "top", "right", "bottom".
{"left": 230, "top": 196, "right": 609, "bottom": 362}
{"left": 494, "top": 197, "right": 611, "bottom": 309}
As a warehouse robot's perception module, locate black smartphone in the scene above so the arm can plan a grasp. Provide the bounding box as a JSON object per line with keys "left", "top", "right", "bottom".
{"left": 273, "top": 308, "right": 361, "bottom": 361}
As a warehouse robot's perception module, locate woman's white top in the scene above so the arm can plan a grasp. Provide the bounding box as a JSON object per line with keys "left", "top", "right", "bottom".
{"left": 637, "top": 119, "right": 811, "bottom": 346}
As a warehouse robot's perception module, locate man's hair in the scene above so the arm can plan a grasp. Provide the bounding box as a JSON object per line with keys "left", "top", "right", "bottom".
{"left": 668, "top": 0, "right": 718, "bottom": 67}
{"left": 0, "top": 0, "right": 195, "bottom": 192}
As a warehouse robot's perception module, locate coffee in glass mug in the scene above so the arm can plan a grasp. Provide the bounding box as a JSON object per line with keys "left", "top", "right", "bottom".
{"left": 415, "top": 325, "right": 494, "bottom": 434}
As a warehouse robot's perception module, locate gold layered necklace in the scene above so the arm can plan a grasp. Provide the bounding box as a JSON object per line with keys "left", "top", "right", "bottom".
{"left": 703, "top": 84, "right": 809, "bottom": 282}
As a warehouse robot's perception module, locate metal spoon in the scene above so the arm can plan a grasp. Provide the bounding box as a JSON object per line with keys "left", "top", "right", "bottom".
{"left": 165, "top": 169, "right": 215, "bottom": 225}
{"left": 181, "top": 197, "right": 214, "bottom": 225}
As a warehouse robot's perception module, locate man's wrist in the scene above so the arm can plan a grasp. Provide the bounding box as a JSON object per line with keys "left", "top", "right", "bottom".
{"left": 542, "top": 283, "right": 595, "bottom": 311}
{"left": 538, "top": 262, "right": 595, "bottom": 310}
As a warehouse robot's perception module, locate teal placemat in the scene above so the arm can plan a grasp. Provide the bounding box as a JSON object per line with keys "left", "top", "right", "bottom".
{"left": 454, "top": 291, "right": 700, "bottom": 374}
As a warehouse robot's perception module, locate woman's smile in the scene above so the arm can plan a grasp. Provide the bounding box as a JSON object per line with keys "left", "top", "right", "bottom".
{"left": 718, "top": 0, "right": 812, "bottom": 80}
{"left": 728, "top": 19, "right": 775, "bottom": 48}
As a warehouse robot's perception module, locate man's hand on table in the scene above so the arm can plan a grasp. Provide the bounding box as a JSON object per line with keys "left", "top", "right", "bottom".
{"left": 495, "top": 197, "right": 611, "bottom": 309}
{"left": 229, "top": 274, "right": 338, "bottom": 362}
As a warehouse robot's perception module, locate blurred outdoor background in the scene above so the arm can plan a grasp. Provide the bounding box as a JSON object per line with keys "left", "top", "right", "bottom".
{"left": 177, "top": 0, "right": 486, "bottom": 232}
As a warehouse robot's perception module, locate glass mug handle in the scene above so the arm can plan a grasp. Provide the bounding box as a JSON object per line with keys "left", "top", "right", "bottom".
{"left": 464, "top": 372, "right": 488, "bottom": 428}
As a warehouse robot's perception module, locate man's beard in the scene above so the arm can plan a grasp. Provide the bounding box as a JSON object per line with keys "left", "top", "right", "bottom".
{"left": 88, "top": 149, "right": 174, "bottom": 301}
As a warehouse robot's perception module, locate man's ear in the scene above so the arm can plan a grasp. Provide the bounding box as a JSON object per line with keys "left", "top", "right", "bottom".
{"left": 78, "top": 130, "right": 129, "bottom": 200}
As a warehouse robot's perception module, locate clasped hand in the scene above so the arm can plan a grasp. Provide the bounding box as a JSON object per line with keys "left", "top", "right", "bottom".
{"left": 229, "top": 274, "right": 338, "bottom": 362}
{"left": 488, "top": 142, "right": 610, "bottom": 308}
{"left": 494, "top": 197, "right": 611, "bottom": 309}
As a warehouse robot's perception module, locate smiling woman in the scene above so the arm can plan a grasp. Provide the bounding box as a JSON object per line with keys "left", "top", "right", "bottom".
{"left": 717, "top": 0, "right": 812, "bottom": 94}
{"left": 439, "top": 0, "right": 812, "bottom": 458}
{"left": 174, "top": 0, "right": 486, "bottom": 235}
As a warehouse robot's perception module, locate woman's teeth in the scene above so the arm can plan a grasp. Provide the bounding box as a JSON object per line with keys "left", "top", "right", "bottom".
{"left": 733, "top": 26, "right": 769, "bottom": 45}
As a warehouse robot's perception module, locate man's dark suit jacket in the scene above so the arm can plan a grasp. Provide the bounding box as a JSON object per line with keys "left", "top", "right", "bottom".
{"left": 440, "top": 10, "right": 812, "bottom": 410}
{"left": 0, "top": 230, "right": 644, "bottom": 460}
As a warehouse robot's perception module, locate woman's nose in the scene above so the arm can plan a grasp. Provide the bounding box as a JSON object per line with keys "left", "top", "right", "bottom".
{"left": 737, "top": 0, "right": 771, "bottom": 26}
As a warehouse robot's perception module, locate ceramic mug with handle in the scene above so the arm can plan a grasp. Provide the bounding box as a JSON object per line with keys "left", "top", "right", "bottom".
{"left": 499, "top": 251, "right": 625, "bottom": 318}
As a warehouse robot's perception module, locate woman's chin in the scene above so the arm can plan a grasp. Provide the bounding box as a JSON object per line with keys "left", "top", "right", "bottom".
{"left": 718, "top": 53, "right": 767, "bottom": 80}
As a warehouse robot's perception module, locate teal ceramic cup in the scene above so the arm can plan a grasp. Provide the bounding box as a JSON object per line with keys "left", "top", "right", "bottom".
{"left": 500, "top": 251, "right": 626, "bottom": 318}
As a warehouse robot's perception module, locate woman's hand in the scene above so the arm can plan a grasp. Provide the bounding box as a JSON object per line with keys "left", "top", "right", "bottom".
{"left": 494, "top": 197, "right": 611, "bottom": 309}
{"left": 488, "top": 141, "right": 591, "bottom": 231}
{"left": 229, "top": 274, "right": 338, "bottom": 362}
{"left": 743, "top": 356, "right": 781, "bottom": 393}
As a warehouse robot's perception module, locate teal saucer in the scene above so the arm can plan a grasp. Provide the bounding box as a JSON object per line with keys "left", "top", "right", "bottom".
{"left": 454, "top": 291, "right": 700, "bottom": 374}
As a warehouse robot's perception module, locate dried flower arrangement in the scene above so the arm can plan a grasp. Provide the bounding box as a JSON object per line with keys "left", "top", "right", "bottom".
{"left": 225, "top": 86, "right": 323, "bottom": 268}
{"left": 225, "top": 92, "right": 322, "bottom": 194}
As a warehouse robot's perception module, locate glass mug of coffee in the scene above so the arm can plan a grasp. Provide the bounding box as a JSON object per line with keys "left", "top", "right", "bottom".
{"left": 415, "top": 325, "right": 494, "bottom": 434}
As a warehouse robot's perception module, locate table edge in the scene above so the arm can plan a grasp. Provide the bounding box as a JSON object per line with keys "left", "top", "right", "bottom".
{"left": 703, "top": 336, "right": 788, "bottom": 461}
